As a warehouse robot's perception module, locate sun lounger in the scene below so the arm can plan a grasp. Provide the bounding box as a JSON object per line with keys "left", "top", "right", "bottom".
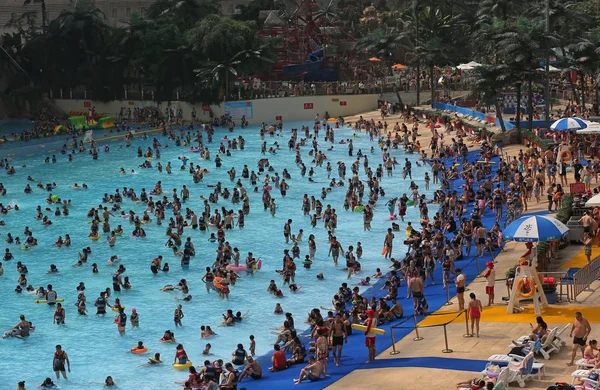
{"left": 572, "top": 369, "right": 599, "bottom": 384}
{"left": 486, "top": 353, "right": 545, "bottom": 380}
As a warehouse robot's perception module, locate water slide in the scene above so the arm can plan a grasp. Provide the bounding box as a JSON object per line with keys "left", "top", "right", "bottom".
{"left": 282, "top": 48, "right": 324, "bottom": 76}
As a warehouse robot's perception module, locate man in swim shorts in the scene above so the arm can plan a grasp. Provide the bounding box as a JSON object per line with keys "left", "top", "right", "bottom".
{"left": 455, "top": 268, "right": 466, "bottom": 310}
{"left": 239, "top": 356, "right": 262, "bottom": 381}
{"left": 330, "top": 314, "right": 346, "bottom": 367}
{"left": 409, "top": 273, "right": 424, "bottom": 313}
{"left": 293, "top": 356, "right": 323, "bottom": 384}
{"left": 568, "top": 312, "right": 592, "bottom": 365}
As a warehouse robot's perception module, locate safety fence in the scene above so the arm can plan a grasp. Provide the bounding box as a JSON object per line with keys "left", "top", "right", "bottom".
{"left": 538, "top": 270, "right": 573, "bottom": 303}
{"left": 388, "top": 310, "right": 471, "bottom": 355}
{"left": 572, "top": 254, "right": 600, "bottom": 300}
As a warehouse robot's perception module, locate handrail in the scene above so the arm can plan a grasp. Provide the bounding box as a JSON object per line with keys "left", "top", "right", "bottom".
{"left": 388, "top": 310, "right": 468, "bottom": 355}
{"left": 572, "top": 255, "right": 600, "bottom": 301}
{"left": 538, "top": 270, "right": 572, "bottom": 303}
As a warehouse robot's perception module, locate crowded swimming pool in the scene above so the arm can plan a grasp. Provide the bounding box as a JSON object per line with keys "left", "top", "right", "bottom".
{"left": 0, "top": 120, "right": 432, "bottom": 389}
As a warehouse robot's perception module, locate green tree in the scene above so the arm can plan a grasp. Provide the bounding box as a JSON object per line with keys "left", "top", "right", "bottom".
{"left": 472, "top": 65, "right": 509, "bottom": 132}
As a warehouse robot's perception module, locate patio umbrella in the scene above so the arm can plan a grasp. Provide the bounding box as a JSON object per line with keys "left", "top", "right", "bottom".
{"left": 503, "top": 215, "right": 569, "bottom": 242}
{"left": 576, "top": 121, "right": 600, "bottom": 134}
{"left": 391, "top": 64, "right": 407, "bottom": 69}
{"left": 550, "top": 117, "right": 588, "bottom": 132}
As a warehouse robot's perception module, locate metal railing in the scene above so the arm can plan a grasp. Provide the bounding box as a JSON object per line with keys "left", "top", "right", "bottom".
{"left": 538, "top": 271, "right": 572, "bottom": 303}
{"left": 572, "top": 254, "right": 600, "bottom": 300}
{"left": 48, "top": 79, "right": 474, "bottom": 102}
{"left": 388, "top": 310, "right": 470, "bottom": 355}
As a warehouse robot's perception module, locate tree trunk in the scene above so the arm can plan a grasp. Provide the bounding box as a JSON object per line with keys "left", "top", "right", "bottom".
{"left": 516, "top": 82, "right": 522, "bottom": 133}
{"left": 394, "top": 84, "right": 404, "bottom": 107}
{"left": 561, "top": 48, "right": 580, "bottom": 105}
{"left": 580, "top": 72, "right": 586, "bottom": 111}
{"left": 527, "top": 77, "right": 534, "bottom": 132}
{"left": 495, "top": 100, "right": 506, "bottom": 133}
{"left": 596, "top": 86, "right": 599, "bottom": 115}
{"left": 41, "top": 0, "right": 48, "bottom": 89}
{"left": 430, "top": 65, "right": 435, "bottom": 108}
{"left": 416, "top": 63, "right": 420, "bottom": 106}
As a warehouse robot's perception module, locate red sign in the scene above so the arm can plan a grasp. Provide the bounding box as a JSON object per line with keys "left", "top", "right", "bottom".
{"left": 304, "top": 103, "right": 314, "bottom": 109}
{"left": 570, "top": 182, "right": 586, "bottom": 194}
{"left": 201, "top": 104, "right": 211, "bottom": 112}
{"left": 83, "top": 101, "right": 91, "bottom": 108}
{"left": 340, "top": 101, "right": 347, "bottom": 106}
{"left": 275, "top": 116, "right": 282, "bottom": 121}
{"left": 485, "top": 115, "right": 495, "bottom": 124}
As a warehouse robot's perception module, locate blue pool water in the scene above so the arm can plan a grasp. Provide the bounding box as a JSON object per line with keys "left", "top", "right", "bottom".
{"left": 0, "top": 121, "right": 434, "bottom": 389}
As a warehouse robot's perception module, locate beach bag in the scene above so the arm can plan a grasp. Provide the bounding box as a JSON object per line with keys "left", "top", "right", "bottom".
{"left": 546, "top": 383, "right": 575, "bottom": 390}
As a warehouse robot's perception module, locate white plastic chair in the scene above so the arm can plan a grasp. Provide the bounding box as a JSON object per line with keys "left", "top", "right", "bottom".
{"left": 507, "top": 352, "right": 536, "bottom": 388}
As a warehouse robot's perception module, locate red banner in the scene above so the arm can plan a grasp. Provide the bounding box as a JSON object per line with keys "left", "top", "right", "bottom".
{"left": 304, "top": 103, "right": 313, "bottom": 109}
{"left": 201, "top": 104, "right": 211, "bottom": 112}
{"left": 275, "top": 116, "right": 282, "bottom": 121}
{"left": 340, "top": 101, "right": 347, "bottom": 106}
{"left": 570, "top": 182, "right": 586, "bottom": 194}
{"left": 83, "top": 101, "right": 91, "bottom": 108}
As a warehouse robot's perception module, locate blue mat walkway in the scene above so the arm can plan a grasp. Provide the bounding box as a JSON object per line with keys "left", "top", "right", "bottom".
{"left": 240, "top": 151, "right": 517, "bottom": 390}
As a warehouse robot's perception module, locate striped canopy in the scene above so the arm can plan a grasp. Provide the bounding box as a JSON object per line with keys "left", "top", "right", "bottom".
{"left": 550, "top": 117, "right": 588, "bottom": 132}
{"left": 503, "top": 215, "right": 569, "bottom": 242}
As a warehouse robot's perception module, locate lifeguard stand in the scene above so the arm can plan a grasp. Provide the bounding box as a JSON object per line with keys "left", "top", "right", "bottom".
{"left": 506, "top": 256, "right": 549, "bottom": 315}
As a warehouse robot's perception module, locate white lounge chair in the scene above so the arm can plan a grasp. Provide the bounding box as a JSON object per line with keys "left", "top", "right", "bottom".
{"left": 572, "top": 369, "right": 599, "bottom": 384}
{"left": 506, "top": 352, "right": 536, "bottom": 388}
{"left": 575, "top": 378, "right": 600, "bottom": 390}
{"left": 510, "top": 327, "right": 559, "bottom": 360}
{"left": 553, "top": 324, "right": 571, "bottom": 348}
{"left": 494, "top": 368, "right": 510, "bottom": 390}
{"left": 460, "top": 367, "right": 511, "bottom": 390}
{"left": 577, "top": 359, "right": 596, "bottom": 370}
{"left": 486, "top": 353, "right": 545, "bottom": 380}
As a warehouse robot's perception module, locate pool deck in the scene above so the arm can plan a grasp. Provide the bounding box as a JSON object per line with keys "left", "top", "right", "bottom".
{"left": 322, "top": 108, "right": 600, "bottom": 390}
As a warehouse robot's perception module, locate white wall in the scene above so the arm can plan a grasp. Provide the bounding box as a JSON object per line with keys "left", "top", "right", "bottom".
{"left": 53, "top": 94, "right": 380, "bottom": 124}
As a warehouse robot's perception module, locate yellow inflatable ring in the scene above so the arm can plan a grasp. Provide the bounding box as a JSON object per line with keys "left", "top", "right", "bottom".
{"left": 131, "top": 347, "right": 148, "bottom": 354}
{"left": 89, "top": 235, "right": 101, "bottom": 240}
{"left": 149, "top": 357, "right": 162, "bottom": 364}
{"left": 559, "top": 150, "right": 572, "bottom": 162}
{"left": 112, "top": 305, "right": 126, "bottom": 312}
{"left": 173, "top": 361, "right": 192, "bottom": 370}
{"left": 516, "top": 277, "right": 535, "bottom": 298}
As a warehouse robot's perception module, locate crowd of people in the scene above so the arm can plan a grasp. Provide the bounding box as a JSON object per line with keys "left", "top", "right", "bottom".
{"left": 6, "top": 97, "right": 594, "bottom": 389}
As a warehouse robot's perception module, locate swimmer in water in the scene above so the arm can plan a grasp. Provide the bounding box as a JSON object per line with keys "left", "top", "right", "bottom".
{"left": 274, "top": 303, "right": 284, "bottom": 314}
{"left": 202, "top": 343, "right": 212, "bottom": 355}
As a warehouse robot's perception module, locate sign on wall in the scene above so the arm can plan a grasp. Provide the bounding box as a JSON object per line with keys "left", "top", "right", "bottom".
{"left": 304, "top": 103, "right": 314, "bottom": 109}
{"left": 83, "top": 101, "right": 91, "bottom": 108}
{"left": 224, "top": 101, "right": 253, "bottom": 119}
{"left": 201, "top": 104, "right": 211, "bottom": 112}
{"left": 340, "top": 101, "right": 347, "bottom": 106}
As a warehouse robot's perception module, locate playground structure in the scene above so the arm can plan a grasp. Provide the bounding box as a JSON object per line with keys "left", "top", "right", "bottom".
{"left": 259, "top": 0, "right": 357, "bottom": 80}
{"left": 67, "top": 115, "right": 115, "bottom": 131}
{"left": 506, "top": 245, "right": 550, "bottom": 315}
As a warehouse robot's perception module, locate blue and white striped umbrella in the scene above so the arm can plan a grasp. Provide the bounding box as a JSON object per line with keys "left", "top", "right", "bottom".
{"left": 503, "top": 215, "right": 569, "bottom": 242}
{"left": 550, "top": 117, "right": 588, "bottom": 132}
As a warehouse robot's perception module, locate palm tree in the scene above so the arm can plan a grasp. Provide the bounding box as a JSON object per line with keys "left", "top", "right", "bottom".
{"left": 195, "top": 48, "right": 274, "bottom": 101}
{"left": 23, "top": 0, "right": 47, "bottom": 86}
{"left": 472, "top": 64, "right": 509, "bottom": 132}
{"left": 496, "top": 17, "right": 552, "bottom": 132}
{"left": 413, "top": 5, "right": 462, "bottom": 107}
